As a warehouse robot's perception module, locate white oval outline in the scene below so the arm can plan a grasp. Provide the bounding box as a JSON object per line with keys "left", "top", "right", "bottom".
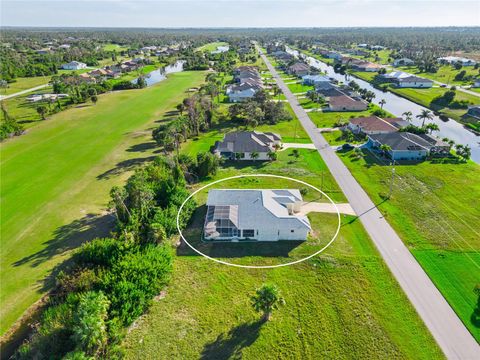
{"left": 176, "top": 174, "right": 341, "bottom": 269}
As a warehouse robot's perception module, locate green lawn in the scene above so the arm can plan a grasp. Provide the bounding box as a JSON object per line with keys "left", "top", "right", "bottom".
{"left": 307, "top": 106, "right": 386, "bottom": 128}
{"left": 102, "top": 43, "right": 129, "bottom": 52}
{"left": 122, "top": 135, "right": 442, "bottom": 358}
{"left": 396, "top": 65, "right": 480, "bottom": 86}
{"left": 0, "top": 71, "right": 207, "bottom": 335}
{"left": 286, "top": 82, "right": 313, "bottom": 94}
{"left": 1, "top": 76, "right": 50, "bottom": 95}
{"left": 351, "top": 71, "right": 378, "bottom": 82}
{"left": 339, "top": 149, "right": 480, "bottom": 340}
{"left": 197, "top": 42, "right": 229, "bottom": 52}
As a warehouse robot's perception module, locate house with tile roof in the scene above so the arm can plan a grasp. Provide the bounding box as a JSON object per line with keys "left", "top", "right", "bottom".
{"left": 213, "top": 131, "right": 281, "bottom": 160}
{"left": 204, "top": 189, "right": 311, "bottom": 241}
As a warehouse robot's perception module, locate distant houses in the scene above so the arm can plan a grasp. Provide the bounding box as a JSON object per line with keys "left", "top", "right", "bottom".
{"left": 213, "top": 131, "right": 282, "bottom": 160}
{"left": 367, "top": 132, "right": 450, "bottom": 161}
{"left": 26, "top": 93, "right": 69, "bottom": 102}
{"left": 394, "top": 76, "right": 433, "bottom": 88}
{"left": 347, "top": 116, "right": 406, "bottom": 135}
{"left": 473, "top": 79, "right": 480, "bottom": 88}
{"left": 301, "top": 74, "right": 331, "bottom": 87}
{"left": 204, "top": 189, "right": 311, "bottom": 241}
{"left": 61, "top": 61, "right": 87, "bottom": 70}
{"left": 380, "top": 71, "right": 433, "bottom": 88}
{"left": 317, "top": 87, "right": 368, "bottom": 112}
{"left": 393, "top": 58, "right": 415, "bottom": 67}
{"left": 437, "top": 56, "right": 477, "bottom": 66}
{"left": 226, "top": 66, "right": 263, "bottom": 102}
{"left": 339, "top": 57, "right": 382, "bottom": 72}
{"left": 287, "top": 62, "right": 311, "bottom": 77}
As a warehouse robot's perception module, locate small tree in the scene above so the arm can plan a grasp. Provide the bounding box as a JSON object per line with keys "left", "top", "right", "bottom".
{"left": 251, "top": 284, "right": 285, "bottom": 321}
{"left": 250, "top": 151, "right": 259, "bottom": 161}
{"left": 267, "top": 151, "right": 277, "bottom": 161}
{"left": 379, "top": 99, "right": 386, "bottom": 109}
{"left": 91, "top": 94, "right": 98, "bottom": 105}
{"left": 36, "top": 105, "right": 48, "bottom": 120}
{"left": 291, "top": 149, "right": 300, "bottom": 161}
{"left": 380, "top": 144, "right": 392, "bottom": 157}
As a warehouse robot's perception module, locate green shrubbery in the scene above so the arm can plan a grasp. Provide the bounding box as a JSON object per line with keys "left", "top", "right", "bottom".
{"left": 15, "top": 156, "right": 196, "bottom": 359}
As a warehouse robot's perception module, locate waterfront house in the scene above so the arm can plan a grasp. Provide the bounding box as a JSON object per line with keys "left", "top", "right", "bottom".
{"left": 287, "top": 62, "right": 311, "bottom": 77}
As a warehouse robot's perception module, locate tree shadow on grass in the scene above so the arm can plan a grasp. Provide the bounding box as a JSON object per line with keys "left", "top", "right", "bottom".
{"left": 96, "top": 155, "right": 157, "bottom": 180}
{"left": 126, "top": 141, "right": 157, "bottom": 153}
{"left": 12, "top": 213, "right": 115, "bottom": 269}
{"left": 200, "top": 319, "right": 265, "bottom": 360}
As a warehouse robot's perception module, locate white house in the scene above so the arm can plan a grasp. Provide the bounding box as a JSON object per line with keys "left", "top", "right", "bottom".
{"left": 393, "top": 58, "right": 415, "bottom": 66}
{"left": 437, "top": 56, "right": 477, "bottom": 66}
{"left": 473, "top": 78, "right": 480, "bottom": 88}
{"left": 380, "top": 71, "right": 411, "bottom": 80}
{"left": 226, "top": 83, "right": 259, "bottom": 102}
{"left": 302, "top": 74, "right": 331, "bottom": 86}
{"left": 204, "top": 189, "right": 311, "bottom": 241}
{"left": 394, "top": 75, "right": 433, "bottom": 88}
{"left": 213, "top": 131, "right": 281, "bottom": 161}
{"left": 61, "top": 61, "right": 87, "bottom": 70}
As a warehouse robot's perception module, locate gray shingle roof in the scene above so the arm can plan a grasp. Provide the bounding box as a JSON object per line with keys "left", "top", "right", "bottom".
{"left": 215, "top": 131, "right": 281, "bottom": 153}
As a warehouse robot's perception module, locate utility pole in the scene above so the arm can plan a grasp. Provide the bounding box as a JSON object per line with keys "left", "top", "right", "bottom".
{"left": 388, "top": 167, "right": 396, "bottom": 199}
{"left": 320, "top": 171, "right": 324, "bottom": 199}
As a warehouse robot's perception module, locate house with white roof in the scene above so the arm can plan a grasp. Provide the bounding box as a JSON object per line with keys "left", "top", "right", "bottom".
{"left": 61, "top": 61, "right": 87, "bottom": 70}
{"left": 437, "top": 56, "right": 477, "bottom": 66}
{"left": 204, "top": 189, "right": 311, "bottom": 241}
{"left": 393, "top": 58, "right": 415, "bottom": 66}
{"left": 302, "top": 74, "right": 331, "bottom": 86}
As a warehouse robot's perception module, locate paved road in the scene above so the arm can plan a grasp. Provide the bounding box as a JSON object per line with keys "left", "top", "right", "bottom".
{"left": 259, "top": 49, "right": 480, "bottom": 360}
{"left": 0, "top": 84, "right": 50, "bottom": 101}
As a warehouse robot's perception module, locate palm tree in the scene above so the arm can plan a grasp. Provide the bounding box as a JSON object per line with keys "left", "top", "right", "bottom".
{"left": 251, "top": 284, "right": 285, "bottom": 322}
{"left": 379, "top": 99, "right": 386, "bottom": 109}
{"left": 250, "top": 151, "right": 259, "bottom": 161}
{"left": 425, "top": 123, "right": 440, "bottom": 134}
{"left": 380, "top": 144, "right": 392, "bottom": 158}
{"left": 416, "top": 109, "right": 434, "bottom": 127}
{"left": 235, "top": 152, "right": 242, "bottom": 161}
{"left": 402, "top": 111, "right": 413, "bottom": 123}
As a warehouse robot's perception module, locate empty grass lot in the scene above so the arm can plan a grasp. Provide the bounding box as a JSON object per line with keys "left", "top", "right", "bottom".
{"left": 0, "top": 71, "right": 206, "bottom": 335}
{"left": 123, "top": 138, "right": 442, "bottom": 359}
{"left": 396, "top": 65, "right": 480, "bottom": 86}
{"left": 339, "top": 149, "right": 480, "bottom": 340}
{"left": 0, "top": 76, "right": 50, "bottom": 96}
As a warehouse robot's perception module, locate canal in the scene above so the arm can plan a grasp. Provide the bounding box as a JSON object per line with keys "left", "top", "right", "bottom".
{"left": 287, "top": 48, "right": 480, "bottom": 163}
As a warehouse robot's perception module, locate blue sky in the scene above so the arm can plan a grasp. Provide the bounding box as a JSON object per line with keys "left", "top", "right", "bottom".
{"left": 1, "top": 0, "right": 479, "bottom": 27}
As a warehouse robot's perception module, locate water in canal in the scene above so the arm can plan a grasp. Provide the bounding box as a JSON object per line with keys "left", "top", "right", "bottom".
{"left": 133, "top": 60, "right": 186, "bottom": 87}
{"left": 287, "top": 48, "right": 480, "bottom": 163}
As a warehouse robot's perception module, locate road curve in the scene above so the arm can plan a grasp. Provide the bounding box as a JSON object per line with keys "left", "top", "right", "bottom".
{"left": 259, "top": 48, "right": 480, "bottom": 360}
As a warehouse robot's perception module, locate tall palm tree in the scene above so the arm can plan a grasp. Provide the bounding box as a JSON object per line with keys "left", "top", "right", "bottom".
{"left": 402, "top": 111, "right": 413, "bottom": 123}
{"left": 250, "top": 151, "right": 259, "bottom": 161}
{"left": 416, "top": 109, "right": 434, "bottom": 127}
{"left": 379, "top": 99, "right": 386, "bottom": 109}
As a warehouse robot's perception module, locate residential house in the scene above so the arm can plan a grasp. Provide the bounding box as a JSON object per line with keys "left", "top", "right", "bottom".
{"left": 89, "top": 68, "right": 119, "bottom": 79}
{"left": 204, "top": 189, "right": 311, "bottom": 241}
{"left": 287, "top": 62, "right": 310, "bottom": 77}
{"left": 466, "top": 105, "right": 480, "bottom": 120}
{"left": 318, "top": 87, "right": 368, "bottom": 112}
{"left": 213, "top": 131, "right": 281, "bottom": 160}
{"left": 358, "top": 44, "right": 369, "bottom": 48}
{"left": 347, "top": 116, "right": 403, "bottom": 135}
{"left": 371, "top": 45, "right": 385, "bottom": 50}
{"left": 380, "top": 71, "right": 411, "bottom": 81}
{"left": 473, "top": 78, "right": 480, "bottom": 88}
{"left": 437, "top": 56, "right": 477, "bottom": 66}
{"left": 393, "top": 58, "right": 415, "bottom": 66}
{"left": 354, "top": 62, "right": 383, "bottom": 72}
{"left": 227, "top": 66, "right": 263, "bottom": 102}
{"left": 61, "top": 61, "right": 87, "bottom": 70}
{"left": 394, "top": 75, "right": 433, "bottom": 88}
{"left": 367, "top": 132, "right": 450, "bottom": 161}
{"left": 301, "top": 74, "right": 331, "bottom": 87}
